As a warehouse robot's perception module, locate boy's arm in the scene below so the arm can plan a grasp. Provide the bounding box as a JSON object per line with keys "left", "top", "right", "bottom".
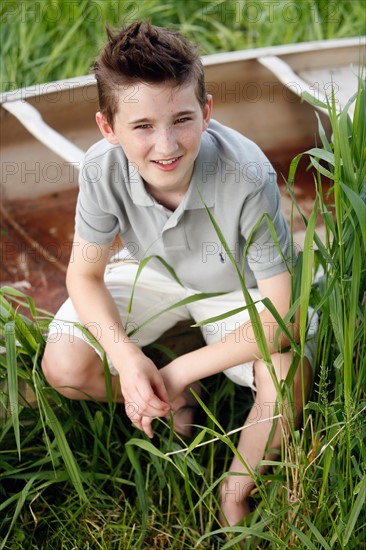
{"left": 160, "top": 270, "right": 299, "bottom": 400}
{"left": 66, "top": 234, "right": 171, "bottom": 430}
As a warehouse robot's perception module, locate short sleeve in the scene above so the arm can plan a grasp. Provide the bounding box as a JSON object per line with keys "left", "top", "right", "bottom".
{"left": 240, "top": 168, "right": 292, "bottom": 280}
{"left": 74, "top": 159, "right": 119, "bottom": 244}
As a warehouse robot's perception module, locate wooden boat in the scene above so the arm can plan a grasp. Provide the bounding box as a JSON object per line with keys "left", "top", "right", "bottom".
{"left": 1, "top": 37, "right": 365, "bottom": 313}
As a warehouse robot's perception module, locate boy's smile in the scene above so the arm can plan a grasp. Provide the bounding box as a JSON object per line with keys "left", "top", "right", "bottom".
{"left": 96, "top": 82, "right": 212, "bottom": 206}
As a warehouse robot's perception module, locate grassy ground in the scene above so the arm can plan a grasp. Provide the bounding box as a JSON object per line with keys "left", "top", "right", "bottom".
{"left": 1, "top": 1, "right": 366, "bottom": 548}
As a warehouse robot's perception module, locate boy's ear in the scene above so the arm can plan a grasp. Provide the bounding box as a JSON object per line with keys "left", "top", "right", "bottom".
{"left": 202, "top": 94, "right": 213, "bottom": 131}
{"left": 95, "top": 112, "right": 119, "bottom": 144}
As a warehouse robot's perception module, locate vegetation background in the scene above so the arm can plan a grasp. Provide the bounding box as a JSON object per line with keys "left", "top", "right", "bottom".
{"left": 1, "top": 0, "right": 366, "bottom": 90}
{"left": 1, "top": 1, "right": 365, "bottom": 549}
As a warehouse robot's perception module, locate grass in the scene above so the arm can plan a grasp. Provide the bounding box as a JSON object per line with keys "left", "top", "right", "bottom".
{"left": 0, "top": 0, "right": 365, "bottom": 91}
{"left": 1, "top": 78, "right": 366, "bottom": 547}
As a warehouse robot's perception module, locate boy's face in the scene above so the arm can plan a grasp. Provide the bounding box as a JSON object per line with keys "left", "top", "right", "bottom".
{"left": 96, "top": 81, "right": 212, "bottom": 197}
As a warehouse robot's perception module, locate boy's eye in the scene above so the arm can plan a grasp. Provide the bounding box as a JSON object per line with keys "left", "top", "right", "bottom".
{"left": 135, "top": 124, "right": 152, "bottom": 130}
{"left": 175, "top": 117, "right": 191, "bottom": 124}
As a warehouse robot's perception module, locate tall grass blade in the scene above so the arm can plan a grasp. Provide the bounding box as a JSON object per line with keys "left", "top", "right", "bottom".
{"left": 4, "top": 321, "right": 20, "bottom": 459}
{"left": 343, "top": 476, "right": 366, "bottom": 545}
{"left": 282, "top": 520, "right": 318, "bottom": 549}
{"left": 339, "top": 94, "right": 357, "bottom": 191}
{"left": 125, "top": 445, "right": 147, "bottom": 547}
{"left": 126, "top": 438, "right": 173, "bottom": 462}
{"left": 32, "top": 369, "right": 87, "bottom": 502}
{"left": 201, "top": 199, "right": 272, "bottom": 364}
{"left": 339, "top": 182, "right": 366, "bottom": 246}
{"left": 299, "top": 196, "right": 318, "bottom": 351}
{"left": 198, "top": 519, "right": 287, "bottom": 548}
{"left": 0, "top": 477, "right": 37, "bottom": 550}
{"left": 127, "top": 290, "right": 225, "bottom": 338}
{"left": 299, "top": 514, "right": 331, "bottom": 549}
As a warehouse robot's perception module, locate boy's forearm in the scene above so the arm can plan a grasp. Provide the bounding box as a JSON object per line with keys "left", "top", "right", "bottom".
{"left": 167, "top": 307, "right": 298, "bottom": 389}
{"left": 67, "top": 273, "right": 171, "bottom": 426}
{"left": 66, "top": 274, "right": 141, "bottom": 369}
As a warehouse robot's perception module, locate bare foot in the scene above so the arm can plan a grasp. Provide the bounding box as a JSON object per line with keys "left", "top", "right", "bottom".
{"left": 170, "top": 382, "right": 201, "bottom": 437}
{"left": 219, "top": 476, "right": 253, "bottom": 526}
{"left": 170, "top": 393, "right": 196, "bottom": 437}
{"left": 219, "top": 498, "right": 251, "bottom": 527}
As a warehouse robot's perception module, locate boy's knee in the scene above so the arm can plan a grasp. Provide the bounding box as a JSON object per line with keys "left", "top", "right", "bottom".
{"left": 41, "top": 342, "right": 92, "bottom": 396}
{"left": 254, "top": 352, "right": 309, "bottom": 389}
{"left": 42, "top": 344, "right": 68, "bottom": 389}
{"left": 253, "top": 359, "right": 275, "bottom": 388}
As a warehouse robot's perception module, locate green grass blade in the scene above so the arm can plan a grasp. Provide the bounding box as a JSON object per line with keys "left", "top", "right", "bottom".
{"left": 4, "top": 322, "right": 20, "bottom": 459}
{"left": 305, "top": 147, "right": 336, "bottom": 166}
{"left": 201, "top": 195, "right": 282, "bottom": 385}
{"left": 126, "top": 438, "right": 173, "bottom": 462}
{"left": 33, "top": 369, "right": 87, "bottom": 502}
{"left": 126, "top": 254, "right": 185, "bottom": 315}
{"left": 0, "top": 295, "right": 38, "bottom": 354}
{"left": 0, "top": 477, "right": 37, "bottom": 550}
{"left": 261, "top": 296, "right": 301, "bottom": 354}
{"left": 299, "top": 195, "right": 318, "bottom": 350}
{"left": 198, "top": 516, "right": 286, "bottom": 548}
{"left": 283, "top": 520, "right": 318, "bottom": 550}
{"left": 288, "top": 153, "right": 304, "bottom": 185}
{"left": 352, "top": 77, "right": 366, "bottom": 170}
{"left": 125, "top": 444, "right": 148, "bottom": 539}
{"left": 314, "top": 111, "right": 332, "bottom": 152}
{"left": 339, "top": 100, "right": 357, "bottom": 192}
{"left": 340, "top": 182, "right": 366, "bottom": 246}
{"left": 300, "top": 513, "right": 331, "bottom": 549}
{"left": 126, "top": 290, "right": 226, "bottom": 338}
{"left": 243, "top": 212, "right": 292, "bottom": 273}
{"left": 343, "top": 476, "right": 366, "bottom": 545}
{"left": 309, "top": 157, "right": 335, "bottom": 180}
{"left": 302, "top": 90, "right": 330, "bottom": 110}
{"left": 191, "top": 304, "right": 257, "bottom": 326}
{"left": 190, "top": 389, "right": 226, "bottom": 435}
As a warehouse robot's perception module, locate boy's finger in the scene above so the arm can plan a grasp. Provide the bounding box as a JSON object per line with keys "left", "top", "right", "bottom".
{"left": 125, "top": 394, "right": 166, "bottom": 419}
{"left": 131, "top": 418, "right": 143, "bottom": 431}
{"left": 153, "top": 376, "right": 172, "bottom": 406}
{"left": 123, "top": 384, "right": 168, "bottom": 417}
{"left": 141, "top": 416, "right": 154, "bottom": 438}
{"left": 141, "top": 394, "right": 170, "bottom": 416}
{"left": 137, "top": 384, "right": 170, "bottom": 415}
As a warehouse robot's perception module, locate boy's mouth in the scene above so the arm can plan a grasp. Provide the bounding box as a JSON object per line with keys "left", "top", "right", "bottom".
{"left": 152, "top": 156, "right": 181, "bottom": 165}
{"left": 152, "top": 156, "right": 182, "bottom": 170}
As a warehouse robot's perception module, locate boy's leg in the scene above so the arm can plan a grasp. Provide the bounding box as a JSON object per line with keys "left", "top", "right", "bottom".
{"left": 219, "top": 351, "right": 312, "bottom": 526}
{"left": 42, "top": 262, "right": 204, "bottom": 435}
{"left": 42, "top": 262, "right": 190, "bottom": 405}
{"left": 42, "top": 330, "right": 201, "bottom": 436}
{"left": 42, "top": 334, "right": 123, "bottom": 401}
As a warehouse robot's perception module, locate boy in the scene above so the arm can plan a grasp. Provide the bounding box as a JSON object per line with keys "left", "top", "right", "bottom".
{"left": 42, "top": 21, "right": 316, "bottom": 525}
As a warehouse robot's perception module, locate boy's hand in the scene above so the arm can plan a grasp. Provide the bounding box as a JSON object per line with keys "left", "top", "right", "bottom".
{"left": 117, "top": 350, "right": 172, "bottom": 437}
{"left": 131, "top": 358, "right": 190, "bottom": 438}
{"left": 138, "top": 361, "right": 192, "bottom": 438}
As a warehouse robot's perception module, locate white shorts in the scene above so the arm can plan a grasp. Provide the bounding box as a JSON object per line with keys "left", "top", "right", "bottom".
{"left": 47, "top": 259, "right": 318, "bottom": 391}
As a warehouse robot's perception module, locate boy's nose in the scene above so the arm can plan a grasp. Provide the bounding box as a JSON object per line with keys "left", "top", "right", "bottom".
{"left": 155, "top": 128, "right": 178, "bottom": 157}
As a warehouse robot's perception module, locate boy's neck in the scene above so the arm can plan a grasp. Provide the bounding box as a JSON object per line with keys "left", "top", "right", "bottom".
{"left": 144, "top": 182, "right": 189, "bottom": 211}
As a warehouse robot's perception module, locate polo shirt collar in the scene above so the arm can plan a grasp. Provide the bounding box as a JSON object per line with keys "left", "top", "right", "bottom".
{"left": 128, "top": 161, "right": 155, "bottom": 206}
{"left": 128, "top": 130, "right": 217, "bottom": 208}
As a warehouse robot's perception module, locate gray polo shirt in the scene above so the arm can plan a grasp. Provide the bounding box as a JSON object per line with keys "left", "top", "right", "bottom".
{"left": 75, "top": 119, "right": 290, "bottom": 292}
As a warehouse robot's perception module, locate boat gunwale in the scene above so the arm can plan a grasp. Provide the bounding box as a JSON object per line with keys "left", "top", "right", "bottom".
{"left": 1, "top": 36, "right": 364, "bottom": 104}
